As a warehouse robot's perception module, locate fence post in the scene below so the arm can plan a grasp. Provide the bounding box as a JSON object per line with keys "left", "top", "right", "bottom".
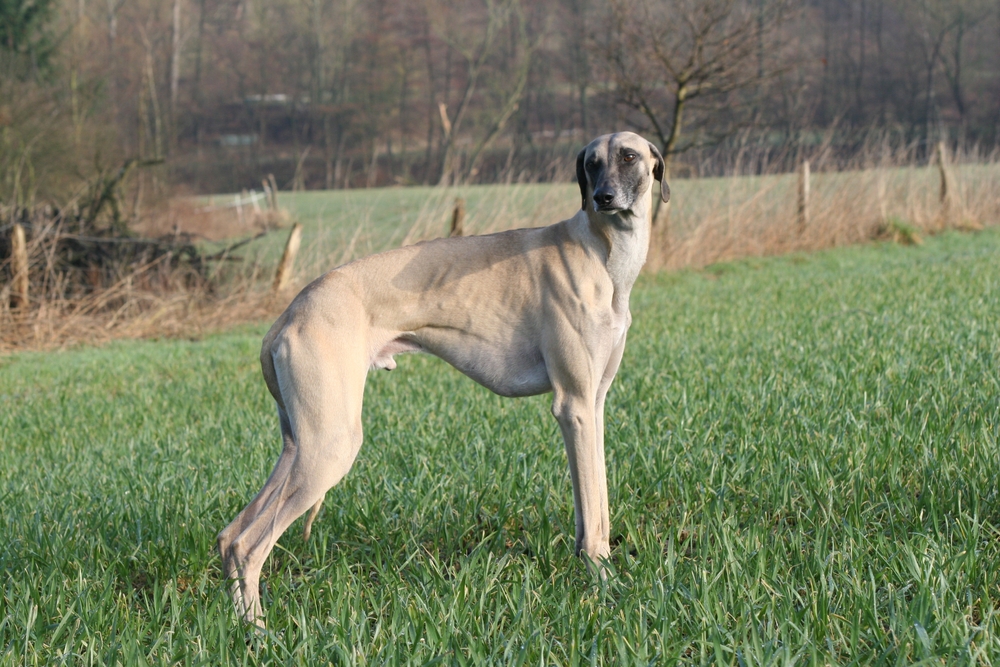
{"left": 450, "top": 198, "right": 465, "bottom": 237}
{"left": 797, "top": 159, "right": 810, "bottom": 235}
{"left": 268, "top": 173, "right": 279, "bottom": 211}
{"left": 936, "top": 141, "right": 954, "bottom": 229}
{"left": 273, "top": 222, "right": 302, "bottom": 293}
{"left": 11, "top": 223, "right": 28, "bottom": 308}
{"left": 261, "top": 179, "right": 272, "bottom": 210}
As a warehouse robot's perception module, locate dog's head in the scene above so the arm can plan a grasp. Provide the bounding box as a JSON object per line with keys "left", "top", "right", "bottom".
{"left": 576, "top": 132, "right": 670, "bottom": 214}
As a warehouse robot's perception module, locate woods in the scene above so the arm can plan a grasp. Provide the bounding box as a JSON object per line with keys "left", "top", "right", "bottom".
{"left": 0, "top": 0, "right": 998, "bottom": 203}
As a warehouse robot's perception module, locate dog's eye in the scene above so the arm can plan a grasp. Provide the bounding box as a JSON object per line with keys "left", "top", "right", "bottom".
{"left": 623, "top": 153, "right": 636, "bottom": 163}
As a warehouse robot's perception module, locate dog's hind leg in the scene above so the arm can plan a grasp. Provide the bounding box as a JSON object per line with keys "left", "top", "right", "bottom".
{"left": 220, "top": 323, "right": 368, "bottom": 625}
{"left": 217, "top": 406, "right": 299, "bottom": 620}
{"left": 218, "top": 407, "right": 296, "bottom": 551}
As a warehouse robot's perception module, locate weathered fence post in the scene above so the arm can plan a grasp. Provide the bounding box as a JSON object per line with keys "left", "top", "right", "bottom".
{"left": 936, "top": 141, "right": 954, "bottom": 229}
{"left": 262, "top": 178, "right": 279, "bottom": 212}
{"left": 450, "top": 197, "right": 465, "bottom": 237}
{"left": 273, "top": 222, "right": 302, "bottom": 293}
{"left": 268, "top": 174, "right": 279, "bottom": 210}
{"left": 797, "top": 159, "right": 810, "bottom": 235}
{"left": 10, "top": 222, "right": 29, "bottom": 308}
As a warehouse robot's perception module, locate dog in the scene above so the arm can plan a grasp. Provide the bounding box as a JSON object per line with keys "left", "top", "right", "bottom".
{"left": 217, "top": 131, "right": 670, "bottom": 624}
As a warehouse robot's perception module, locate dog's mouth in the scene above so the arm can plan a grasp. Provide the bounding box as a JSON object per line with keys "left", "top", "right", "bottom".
{"left": 593, "top": 202, "right": 624, "bottom": 215}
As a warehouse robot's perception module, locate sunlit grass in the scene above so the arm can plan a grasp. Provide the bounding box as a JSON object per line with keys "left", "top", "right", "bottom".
{"left": 211, "top": 162, "right": 1000, "bottom": 279}
{"left": 2, "top": 229, "right": 999, "bottom": 663}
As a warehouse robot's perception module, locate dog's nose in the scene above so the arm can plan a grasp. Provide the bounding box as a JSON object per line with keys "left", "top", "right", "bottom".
{"left": 594, "top": 188, "right": 616, "bottom": 207}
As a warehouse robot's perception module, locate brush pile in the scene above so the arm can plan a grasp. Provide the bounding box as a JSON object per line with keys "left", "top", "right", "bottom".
{"left": 0, "top": 162, "right": 288, "bottom": 351}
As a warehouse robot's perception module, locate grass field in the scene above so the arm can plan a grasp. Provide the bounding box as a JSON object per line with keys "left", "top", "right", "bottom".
{"left": 2, "top": 228, "right": 1000, "bottom": 664}
{"left": 208, "top": 162, "right": 1000, "bottom": 277}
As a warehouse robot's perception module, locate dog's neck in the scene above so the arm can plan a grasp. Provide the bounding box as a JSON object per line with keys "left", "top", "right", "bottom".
{"left": 584, "top": 188, "right": 653, "bottom": 312}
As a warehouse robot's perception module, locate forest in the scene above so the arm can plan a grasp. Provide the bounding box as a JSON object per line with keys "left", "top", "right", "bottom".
{"left": 1, "top": 0, "right": 998, "bottom": 202}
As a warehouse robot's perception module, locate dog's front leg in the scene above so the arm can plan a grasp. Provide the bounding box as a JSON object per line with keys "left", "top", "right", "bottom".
{"left": 591, "top": 333, "right": 627, "bottom": 559}
{"left": 551, "top": 367, "right": 611, "bottom": 567}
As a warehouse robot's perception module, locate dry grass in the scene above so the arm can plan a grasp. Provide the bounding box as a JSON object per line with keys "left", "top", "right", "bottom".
{"left": 0, "top": 289, "right": 279, "bottom": 353}
{"left": 2, "top": 140, "right": 998, "bottom": 352}
{"left": 284, "top": 140, "right": 999, "bottom": 279}
{"left": 0, "top": 204, "right": 292, "bottom": 353}
{"left": 650, "top": 141, "right": 999, "bottom": 270}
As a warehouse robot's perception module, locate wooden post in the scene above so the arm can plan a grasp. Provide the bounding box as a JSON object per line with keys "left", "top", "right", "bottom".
{"left": 450, "top": 197, "right": 465, "bottom": 237}
{"left": 268, "top": 173, "right": 279, "bottom": 211}
{"left": 235, "top": 191, "right": 245, "bottom": 227}
{"left": 797, "top": 160, "right": 810, "bottom": 235}
{"left": 272, "top": 223, "right": 302, "bottom": 292}
{"left": 10, "top": 222, "right": 28, "bottom": 308}
{"left": 262, "top": 178, "right": 272, "bottom": 210}
{"left": 936, "top": 141, "right": 954, "bottom": 229}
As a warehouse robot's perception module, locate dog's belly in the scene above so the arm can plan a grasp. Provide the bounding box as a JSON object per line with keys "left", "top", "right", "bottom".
{"left": 453, "top": 354, "right": 552, "bottom": 398}
{"left": 390, "top": 330, "right": 551, "bottom": 398}
{"left": 462, "top": 353, "right": 551, "bottom": 398}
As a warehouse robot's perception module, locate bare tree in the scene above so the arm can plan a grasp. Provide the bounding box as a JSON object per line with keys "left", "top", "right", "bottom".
{"left": 562, "top": 0, "right": 593, "bottom": 137}
{"left": 430, "top": 0, "right": 531, "bottom": 185}
{"left": 892, "top": 0, "right": 990, "bottom": 148}
{"left": 168, "top": 0, "right": 184, "bottom": 152}
{"left": 462, "top": 0, "right": 538, "bottom": 182}
{"left": 935, "top": 0, "right": 993, "bottom": 129}
{"left": 602, "top": 0, "right": 791, "bottom": 177}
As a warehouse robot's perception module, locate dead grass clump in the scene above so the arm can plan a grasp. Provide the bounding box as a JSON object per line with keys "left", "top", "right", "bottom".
{"left": 876, "top": 217, "right": 923, "bottom": 246}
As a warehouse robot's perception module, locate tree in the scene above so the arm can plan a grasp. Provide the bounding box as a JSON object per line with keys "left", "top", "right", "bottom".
{"left": 602, "top": 0, "right": 792, "bottom": 178}
{"left": 429, "top": 0, "right": 535, "bottom": 185}
{"left": 461, "top": 0, "right": 537, "bottom": 182}
{"left": 935, "top": 0, "right": 993, "bottom": 129}
{"left": 0, "top": 0, "right": 58, "bottom": 79}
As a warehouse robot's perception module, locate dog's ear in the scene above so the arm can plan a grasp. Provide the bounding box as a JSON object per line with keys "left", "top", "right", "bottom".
{"left": 576, "top": 148, "right": 588, "bottom": 210}
{"left": 648, "top": 141, "right": 670, "bottom": 203}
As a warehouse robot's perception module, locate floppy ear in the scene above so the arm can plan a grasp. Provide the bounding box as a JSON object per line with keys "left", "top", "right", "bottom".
{"left": 576, "top": 148, "right": 588, "bottom": 210}
{"left": 648, "top": 142, "right": 670, "bottom": 203}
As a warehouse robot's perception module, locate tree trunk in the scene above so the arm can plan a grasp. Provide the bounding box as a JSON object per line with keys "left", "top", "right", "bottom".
{"left": 397, "top": 65, "right": 410, "bottom": 182}
{"left": 464, "top": 38, "right": 532, "bottom": 182}
{"left": 192, "top": 0, "right": 207, "bottom": 152}
{"left": 945, "top": 22, "right": 967, "bottom": 123}
{"left": 169, "top": 0, "right": 182, "bottom": 152}
{"left": 422, "top": 17, "right": 437, "bottom": 184}
{"left": 855, "top": 0, "right": 866, "bottom": 120}
{"left": 662, "top": 87, "right": 687, "bottom": 178}
{"left": 438, "top": 71, "right": 479, "bottom": 185}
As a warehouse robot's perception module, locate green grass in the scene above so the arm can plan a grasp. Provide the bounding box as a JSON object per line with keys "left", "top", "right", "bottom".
{"left": 210, "top": 163, "right": 1000, "bottom": 278}
{"left": 2, "top": 229, "right": 1000, "bottom": 664}
{"left": 205, "top": 183, "right": 578, "bottom": 273}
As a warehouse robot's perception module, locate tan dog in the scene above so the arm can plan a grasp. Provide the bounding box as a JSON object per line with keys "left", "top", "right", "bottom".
{"left": 218, "top": 131, "right": 670, "bottom": 624}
